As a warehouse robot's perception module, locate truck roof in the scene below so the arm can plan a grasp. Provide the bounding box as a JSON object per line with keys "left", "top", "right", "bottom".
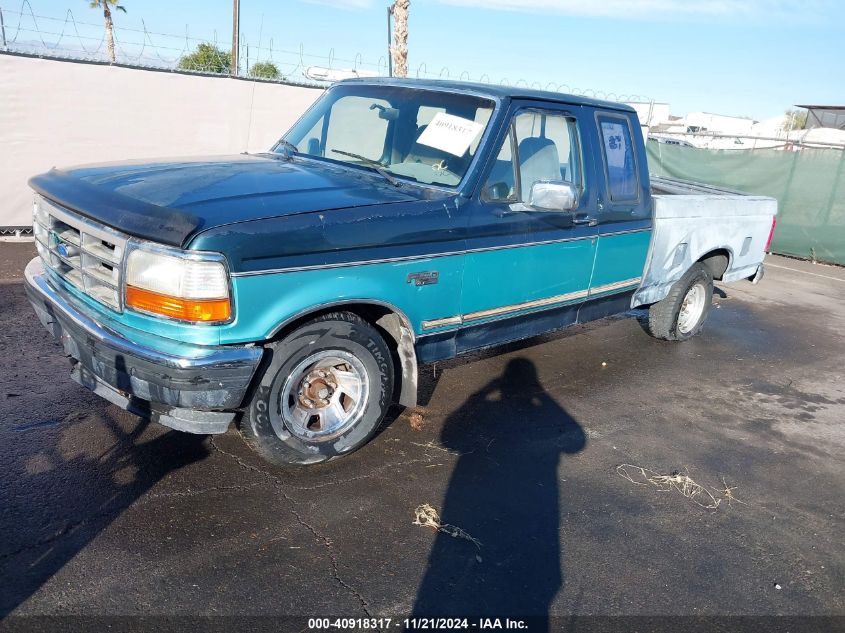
{"left": 340, "top": 77, "right": 637, "bottom": 114}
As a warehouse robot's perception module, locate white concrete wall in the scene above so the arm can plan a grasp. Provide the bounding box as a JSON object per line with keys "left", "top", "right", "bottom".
{"left": 0, "top": 54, "right": 323, "bottom": 227}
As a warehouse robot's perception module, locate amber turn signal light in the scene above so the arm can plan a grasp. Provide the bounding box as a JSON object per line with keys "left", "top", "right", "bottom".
{"left": 126, "top": 286, "right": 231, "bottom": 323}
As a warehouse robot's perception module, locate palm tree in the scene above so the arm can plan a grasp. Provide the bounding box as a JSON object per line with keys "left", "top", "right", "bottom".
{"left": 89, "top": 0, "right": 126, "bottom": 63}
{"left": 390, "top": 0, "right": 409, "bottom": 78}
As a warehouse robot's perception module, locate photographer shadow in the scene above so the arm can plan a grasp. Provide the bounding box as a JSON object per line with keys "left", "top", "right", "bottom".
{"left": 413, "top": 357, "right": 586, "bottom": 620}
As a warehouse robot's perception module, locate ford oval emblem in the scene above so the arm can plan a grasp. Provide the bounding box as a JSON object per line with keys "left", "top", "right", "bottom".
{"left": 56, "top": 242, "right": 69, "bottom": 258}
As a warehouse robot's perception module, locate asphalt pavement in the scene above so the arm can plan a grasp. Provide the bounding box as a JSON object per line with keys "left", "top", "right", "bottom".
{"left": 1, "top": 242, "right": 843, "bottom": 623}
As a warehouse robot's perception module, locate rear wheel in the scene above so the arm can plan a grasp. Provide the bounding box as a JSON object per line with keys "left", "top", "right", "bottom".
{"left": 646, "top": 263, "right": 713, "bottom": 341}
{"left": 240, "top": 312, "right": 394, "bottom": 466}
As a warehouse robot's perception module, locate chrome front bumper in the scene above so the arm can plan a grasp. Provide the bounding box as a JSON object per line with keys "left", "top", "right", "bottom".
{"left": 24, "top": 257, "right": 263, "bottom": 434}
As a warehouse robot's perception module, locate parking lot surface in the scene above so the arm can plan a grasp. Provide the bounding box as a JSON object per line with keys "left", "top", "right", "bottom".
{"left": 1, "top": 243, "right": 843, "bottom": 619}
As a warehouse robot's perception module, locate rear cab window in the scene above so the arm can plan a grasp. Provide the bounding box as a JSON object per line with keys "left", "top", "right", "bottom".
{"left": 597, "top": 114, "right": 639, "bottom": 202}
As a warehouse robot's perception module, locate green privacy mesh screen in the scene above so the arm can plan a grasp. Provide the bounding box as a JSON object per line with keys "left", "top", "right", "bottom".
{"left": 646, "top": 140, "right": 845, "bottom": 265}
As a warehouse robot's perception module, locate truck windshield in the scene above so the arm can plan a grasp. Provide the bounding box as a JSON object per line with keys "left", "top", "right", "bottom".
{"left": 278, "top": 84, "right": 496, "bottom": 188}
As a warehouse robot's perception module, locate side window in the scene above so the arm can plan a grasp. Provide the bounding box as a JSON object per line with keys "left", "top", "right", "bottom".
{"left": 324, "top": 96, "right": 390, "bottom": 162}
{"left": 483, "top": 111, "right": 581, "bottom": 203}
{"left": 513, "top": 111, "right": 581, "bottom": 203}
{"left": 598, "top": 115, "right": 638, "bottom": 201}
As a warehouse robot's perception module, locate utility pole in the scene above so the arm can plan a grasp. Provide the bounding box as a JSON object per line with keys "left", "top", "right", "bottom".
{"left": 387, "top": 5, "right": 393, "bottom": 77}
{"left": 231, "top": 0, "right": 240, "bottom": 76}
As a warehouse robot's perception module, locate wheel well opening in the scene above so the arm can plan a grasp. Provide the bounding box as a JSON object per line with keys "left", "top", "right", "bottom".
{"left": 267, "top": 303, "right": 417, "bottom": 408}
{"left": 269, "top": 304, "right": 396, "bottom": 344}
{"left": 699, "top": 249, "right": 730, "bottom": 280}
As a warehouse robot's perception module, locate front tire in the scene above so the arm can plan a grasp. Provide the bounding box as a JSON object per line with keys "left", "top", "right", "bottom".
{"left": 646, "top": 263, "right": 714, "bottom": 341}
{"left": 240, "top": 312, "right": 394, "bottom": 466}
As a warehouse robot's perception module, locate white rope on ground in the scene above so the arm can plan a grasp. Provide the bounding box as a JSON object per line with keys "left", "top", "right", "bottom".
{"left": 413, "top": 504, "right": 482, "bottom": 551}
{"left": 616, "top": 464, "right": 745, "bottom": 510}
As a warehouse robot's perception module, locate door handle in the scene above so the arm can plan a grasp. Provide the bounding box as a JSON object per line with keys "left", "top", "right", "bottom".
{"left": 572, "top": 215, "right": 598, "bottom": 227}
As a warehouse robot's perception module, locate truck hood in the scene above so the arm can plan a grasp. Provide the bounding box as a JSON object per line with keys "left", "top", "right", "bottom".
{"left": 29, "top": 154, "right": 428, "bottom": 247}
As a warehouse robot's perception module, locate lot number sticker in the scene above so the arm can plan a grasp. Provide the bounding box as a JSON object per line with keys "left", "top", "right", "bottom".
{"left": 417, "top": 112, "right": 484, "bottom": 157}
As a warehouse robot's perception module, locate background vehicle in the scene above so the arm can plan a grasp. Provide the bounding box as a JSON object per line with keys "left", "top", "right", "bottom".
{"left": 25, "top": 79, "right": 777, "bottom": 465}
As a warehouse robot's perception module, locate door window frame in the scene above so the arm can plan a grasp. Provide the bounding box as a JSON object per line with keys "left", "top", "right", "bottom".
{"left": 478, "top": 106, "right": 586, "bottom": 206}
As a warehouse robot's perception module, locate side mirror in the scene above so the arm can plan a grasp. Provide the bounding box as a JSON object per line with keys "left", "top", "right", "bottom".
{"left": 528, "top": 181, "right": 579, "bottom": 212}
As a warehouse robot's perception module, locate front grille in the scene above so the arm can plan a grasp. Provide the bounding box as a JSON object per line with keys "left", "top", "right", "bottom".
{"left": 33, "top": 196, "right": 127, "bottom": 310}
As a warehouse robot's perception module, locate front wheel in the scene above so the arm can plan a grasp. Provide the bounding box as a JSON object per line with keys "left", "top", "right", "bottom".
{"left": 645, "top": 262, "right": 714, "bottom": 341}
{"left": 240, "top": 312, "right": 394, "bottom": 466}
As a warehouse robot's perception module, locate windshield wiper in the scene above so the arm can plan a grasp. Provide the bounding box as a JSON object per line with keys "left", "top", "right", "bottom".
{"left": 331, "top": 149, "right": 403, "bottom": 187}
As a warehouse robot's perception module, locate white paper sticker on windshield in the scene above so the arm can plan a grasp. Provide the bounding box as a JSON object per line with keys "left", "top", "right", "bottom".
{"left": 416, "top": 112, "right": 484, "bottom": 157}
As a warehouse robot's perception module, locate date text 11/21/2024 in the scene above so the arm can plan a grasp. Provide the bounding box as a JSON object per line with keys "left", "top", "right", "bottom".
{"left": 308, "top": 617, "right": 529, "bottom": 629}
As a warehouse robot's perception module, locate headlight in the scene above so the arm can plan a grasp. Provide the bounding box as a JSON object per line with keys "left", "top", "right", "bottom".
{"left": 125, "top": 244, "right": 232, "bottom": 323}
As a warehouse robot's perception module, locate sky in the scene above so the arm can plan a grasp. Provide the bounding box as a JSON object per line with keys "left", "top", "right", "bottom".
{"left": 9, "top": 0, "right": 845, "bottom": 120}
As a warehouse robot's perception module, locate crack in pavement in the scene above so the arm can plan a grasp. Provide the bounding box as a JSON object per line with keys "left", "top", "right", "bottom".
{"left": 207, "top": 436, "right": 432, "bottom": 492}
{"left": 0, "top": 432, "right": 436, "bottom": 611}
{"left": 209, "top": 436, "right": 374, "bottom": 617}
{"left": 290, "top": 509, "right": 374, "bottom": 618}
{"left": 288, "top": 457, "right": 433, "bottom": 491}
{"left": 136, "top": 481, "right": 270, "bottom": 503}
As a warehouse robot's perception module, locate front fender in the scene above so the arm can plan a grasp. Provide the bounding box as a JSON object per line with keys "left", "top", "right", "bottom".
{"left": 224, "top": 256, "right": 464, "bottom": 345}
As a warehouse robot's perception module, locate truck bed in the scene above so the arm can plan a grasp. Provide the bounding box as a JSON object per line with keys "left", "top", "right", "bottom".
{"left": 650, "top": 176, "right": 750, "bottom": 197}
{"left": 633, "top": 176, "right": 778, "bottom": 307}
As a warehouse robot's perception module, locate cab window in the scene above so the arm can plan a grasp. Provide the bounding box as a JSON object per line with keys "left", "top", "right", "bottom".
{"left": 597, "top": 115, "right": 638, "bottom": 201}
{"left": 483, "top": 111, "right": 581, "bottom": 203}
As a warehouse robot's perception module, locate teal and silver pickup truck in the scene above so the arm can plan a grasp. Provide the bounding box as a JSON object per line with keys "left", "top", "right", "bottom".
{"left": 25, "top": 79, "right": 777, "bottom": 465}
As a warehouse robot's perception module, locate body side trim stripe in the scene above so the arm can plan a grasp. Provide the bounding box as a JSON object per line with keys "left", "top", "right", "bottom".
{"left": 422, "top": 288, "right": 589, "bottom": 330}
{"left": 422, "top": 315, "right": 463, "bottom": 329}
{"left": 230, "top": 228, "right": 652, "bottom": 277}
{"left": 420, "top": 277, "right": 642, "bottom": 333}
{"left": 588, "top": 277, "right": 642, "bottom": 296}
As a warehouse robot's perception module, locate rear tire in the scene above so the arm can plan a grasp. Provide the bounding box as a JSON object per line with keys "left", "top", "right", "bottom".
{"left": 646, "top": 263, "right": 713, "bottom": 341}
{"left": 240, "top": 312, "right": 394, "bottom": 466}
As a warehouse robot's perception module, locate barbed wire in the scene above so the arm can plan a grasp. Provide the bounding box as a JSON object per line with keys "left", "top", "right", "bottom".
{"left": 0, "top": 1, "right": 654, "bottom": 101}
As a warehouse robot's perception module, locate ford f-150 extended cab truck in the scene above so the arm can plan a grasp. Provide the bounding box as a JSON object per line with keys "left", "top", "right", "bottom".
{"left": 24, "top": 79, "right": 777, "bottom": 465}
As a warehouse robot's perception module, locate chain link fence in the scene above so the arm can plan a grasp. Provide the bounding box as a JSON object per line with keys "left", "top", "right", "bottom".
{"left": 0, "top": 0, "right": 653, "bottom": 100}
{"left": 0, "top": 1, "right": 662, "bottom": 235}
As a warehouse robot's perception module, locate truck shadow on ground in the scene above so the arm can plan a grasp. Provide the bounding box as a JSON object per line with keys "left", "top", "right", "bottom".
{"left": 413, "top": 358, "right": 586, "bottom": 621}
{"left": 0, "top": 376, "right": 209, "bottom": 617}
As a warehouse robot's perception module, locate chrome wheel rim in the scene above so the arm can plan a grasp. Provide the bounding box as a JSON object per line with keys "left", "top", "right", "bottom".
{"left": 279, "top": 351, "right": 369, "bottom": 442}
{"left": 677, "top": 283, "right": 706, "bottom": 334}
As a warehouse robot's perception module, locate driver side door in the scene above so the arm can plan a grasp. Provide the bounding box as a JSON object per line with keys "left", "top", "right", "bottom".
{"left": 456, "top": 103, "right": 599, "bottom": 351}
